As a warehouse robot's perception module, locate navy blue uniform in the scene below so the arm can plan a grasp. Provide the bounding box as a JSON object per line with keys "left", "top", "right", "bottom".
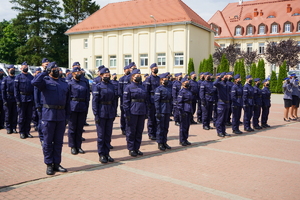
{"left": 253, "top": 85, "right": 262, "bottom": 127}
{"left": 197, "top": 80, "right": 203, "bottom": 122}
{"left": 0, "top": 76, "right": 4, "bottom": 128}
{"left": 111, "top": 79, "right": 119, "bottom": 116}
{"left": 213, "top": 78, "right": 230, "bottom": 135}
{"left": 172, "top": 80, "right": 181, "bottom": 123}
{"left": 154, "top": 85, "right": 172, "bottom": 144}
{"left": 1, "top": 75, "right": 17, "bottom": 132}
{"left": 200, "top": 80, "right": 215, "bottom": 128}
{"left": 14, "top": 73, "right": 34, "bottom": 137}
{"left": 34, "top": 86, "right": 43, "bottom": 141}
{"left": 68, "top": 78, "right": 90, "bottom": 150}
{"left": 123, "top": 82, "right": 148, "bottom": 151}
{"left": 145, "top": 74, "right": 160, "bottom": 138}
{"left": 243, "top": 83, "right": 254, "bottom": 130}
{"left": 92, "top": 81, "right": 116, "bottom": 156}
{"left": 32, "top": 71, "right": 70, "bottom": 165}
{"left": 226, "top": 81, "right": 234, "bottom": 124}
{"left": 118, "top": 75, "right": 127, "bottom": 133}
{"left": 212, "top": 85, "right": 218, "bottom": 126}
{"left": 261, "top": 87, "right": 271, "bottom": 126}
{"left": 231, "top": 83, "right": 243, "bottom": 132}
{"left": 177, "top": 88, "right": 193, "bottom": 143}
{"left": 189, "top": 79, "right": 198, "bottom": 122}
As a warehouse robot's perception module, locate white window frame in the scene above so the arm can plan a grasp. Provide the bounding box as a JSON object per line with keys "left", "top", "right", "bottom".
{"left": 235, "top": 44, "right": 241, "bottom": 53}
{"left": 157, "top": 53, "right": 166, "bottom": 66}
{"left": 109, "top": 55, "right": 117, "bottom": 68}
{"left": 259, "top": 43, "right": 265, "bottom": 54}
{"left": 298, "top": 23, "right": 300, "bottom": 32}
{"left": 271, "top": 24, "right": 278, "bottom": 33}
{"left": 285, "top": 23, "right": 291, "bottom": 32}
{"left": 95, "top": 56, "right": 102, "bottom": 67}
{"left": 174, "top": 53, "right": 184, "bottom": 66}
{"left": 124, "top": 55, "right": 132, "bottom": 67}
{"left": 247, "top": 26, "right": 253, "bottom": 35}
{"left": 84, "top": 39, "right": 88, "bottom": 49}
{"left": 247, "top": 43, "right": 253, "bottom": 53}
{"left": 140, "top": 54, "right": 148, "bottom": 67}
{"left": 259, "top": 25, "right": 265, "bottom": 34}
{"left": 220, "top": 44, "right": 225, "bottom": 49}
{"left": 84, "top": 58, "right": 88, "bottom": 69}
{"left": 215, "top": 27, "right": 219, "bottom": 36}
{"left": 236, "top": 27, "right": 241, "bottom": 36}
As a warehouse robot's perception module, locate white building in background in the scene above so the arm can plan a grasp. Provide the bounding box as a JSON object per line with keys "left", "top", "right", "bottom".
{"left": 65, "top": 0, "right": 215, "bottom": 75}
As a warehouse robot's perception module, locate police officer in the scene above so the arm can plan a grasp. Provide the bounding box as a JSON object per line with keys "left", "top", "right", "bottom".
{"left": 243, "top": 75, "right": 255, "bottom": 132}
{"left": 66, "top": 62, "right": 80, "bottom": 81}
{"left": 15, "top": 62, "right": 34, "bottom": 139}
{"left": 212, "top": 73, "right": 219, "bottom": 127}
{"left": 32, "top": 61, "right": 69, "bottom": 175}
{"left": 261, "top": 79, "right": 271, "bottom": 128}
{"left": 123, "top": 70, "right": 148, "bottom": 157}
{"left": 2, "top": 65, "right": 18, "bottom": 134}
{"left": 92, "top": 68, "right": 115, "bottom": 163}
{"left": 0, "top": 69, "right": 5, "bottom": 129}
{"left": 32, "top": 67, "right": 42, "bottom": 131}
{"left": 253, "top": 78, "right": 263, "bottom": 129}
{"left": 189, "top": 72, "right": 199, "bottom": 124}
{"left": 111, "top": 73, "right": 119, "bottom": 117}
{"left": 226, "top": 72, "right": 234, "bottom": 126}
{"left": 145, "top": 63, "right": 160, "bottom": 140}
{"left": 231, "top": 74, "right": 243, "bottom": 134}
{"left": 118, "top": 65, "right": 131, "bottom": 135}
{"left": 197, "top": 73, "right": 205, "bottom": 123}
{"left": 172, "top": 73, "right": 182, "bottom": 126}
{"left": 178, "top": 80, "right": 193, "bottom": 146}
{"left": 143, "top": 73, "right": 149, "bottom": 88}
{"left": 290, "top": 74, "right": 299, "bottom": 120}
{"left": 200, "top": 72, "right": 215, "bottom": 130}
{"left": 213, "top": 72, "right": 231, "bottom": 137}
{"left": 66, "top": 69, "right": 71, "bottom": 78}
{"left": 283, "top": 77, "right": 293, "bottom": 121}
{"left": 68, "top": 67, "right": 90, "bottom": 155}
{"left": 154, "top": 73, "right": 172, "bottom": 151}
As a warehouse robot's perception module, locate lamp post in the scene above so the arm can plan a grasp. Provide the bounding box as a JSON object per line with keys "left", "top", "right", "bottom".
{"left": 150, "top": 15, "right": 157, "bottom": 63}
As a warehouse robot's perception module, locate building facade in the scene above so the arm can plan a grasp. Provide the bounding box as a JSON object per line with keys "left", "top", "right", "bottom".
{"left": 65, "top": 0, "right": 215, "bottom": 75}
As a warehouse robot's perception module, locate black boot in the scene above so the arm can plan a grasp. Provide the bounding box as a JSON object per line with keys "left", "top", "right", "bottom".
{"left": 158, "top": 143, "right": 166, "bottom": 151}
{"left": 46, "top": 164, "right": 54, "bottom": 175}
{"left": 53, "top": 164, "right": 67, "bottom": 172}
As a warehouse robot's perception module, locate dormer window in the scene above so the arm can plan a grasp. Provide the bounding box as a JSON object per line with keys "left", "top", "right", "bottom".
{"left": 298, "top": 22, "right": 300, "bottom": 32}
{"left": 235, "top": 26, "right": 243, "bottom": 36}
{"left": 271, "top": 23, "right": 278, "bottom": 33}
{"left": 285, "top": 23, "right": 291, "bottom": 32}
{"left": 267, "top": 15, "right": 276, "bottom": 18}
{"left": 244, "top": 17, "right": 252, "bottom": 20}
{"left": 259, "top": 24, "right": 266, "bottom": 34}
{"left": 246, "top": 25, "right": 253, "bottom": 35}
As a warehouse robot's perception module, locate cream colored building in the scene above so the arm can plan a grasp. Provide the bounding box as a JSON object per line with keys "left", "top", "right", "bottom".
{"left": 66, "top": 0, "right": 215, "bottom": 75}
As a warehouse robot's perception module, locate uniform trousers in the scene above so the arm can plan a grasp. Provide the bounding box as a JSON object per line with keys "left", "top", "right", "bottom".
{"left": 126, "top": 114, "right": 145, "bottom": 151}
{"left": 243, "top": 105, "right": 253, "bottom": 129}
{"left": 0, "top": 100, "right": 4, "bottom": 128}
{"left": 232, "top": 106, "right": 242, "bottom": 131}
{"left": 215, "top": 103, "right": 229, "bottom": 134}
{"left": 4, "top": 101, "right": 17, "bottom": 131}
{"left": 156, "top": 113, "right": 170, "bottom": 144}
{"left": 96, "top": 118, "right": 114, "bottom": 155}
{"left": 179, "top": 112, "right": 191, "bottom": 143}
{"left": 261, "top": 106, "right": 270, "bottom": 125}
{"left": 252, "top": 105, "right": 262, "bottom": 127}
{"left": 18, "top": 101, "right": 33, "bottom": 135}
{"left": 197, "top": 100, "right": 202, "bottom": 122}
{"left": 147, "top": 103, "right": 157, "bottom": 138}
{"left": 68, "top": 111, "right": 86, "bottom": 148}
{"left": 173, "top": 102, "right": 180, "bottom": 122}
{"left": 202, "top": 102, "right": 213, "bottom": 127}
{"left": 120, "top": 105, "right": 126, "bottom": 132}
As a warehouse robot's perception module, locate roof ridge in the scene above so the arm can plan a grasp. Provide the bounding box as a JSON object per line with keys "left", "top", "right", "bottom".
{"left": 219, "top": 10, "right": 233, "bottom": 38}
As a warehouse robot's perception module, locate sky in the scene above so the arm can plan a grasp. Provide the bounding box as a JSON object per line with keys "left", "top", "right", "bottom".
{"left": 0, "top": 0, "right": 251, "bottom": 23}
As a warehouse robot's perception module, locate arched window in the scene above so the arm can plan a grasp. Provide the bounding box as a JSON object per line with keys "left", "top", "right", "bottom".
{"left": 246, "top": 24, "right": 255, "bottom": 35}
{"left": 292, "top": 13, "right": 300, "bottom": 16}
{"left": 267, "top": 15, "right": 276, "bottom": 18}
{"left": 271, "top": 22, "right": 279, "bottom": 33}
{"left": 258, "top": 23, "right": 267, "bottom": 34}
{"left": 244, "top": 17, "right": 252, "bottom": 20}
{"left": 235, "top": 25, "right": 243, "bottom": 36}
{"left": 284, "top": 21, "right": 293, "bottom": 33}
{"left": 297, "top": 21, "right": 300, "bottom": 32}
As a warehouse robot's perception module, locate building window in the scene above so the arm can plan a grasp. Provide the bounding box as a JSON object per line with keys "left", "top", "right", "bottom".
{"left": 285, "top": 23, "right": 291, "bottom": 32}
{"left": 235, "top": 44, "right": 241, "bottom": 53}
{"left": 174, "top": 53, "right": 184, "bottom": 66}
{"left": 236, "top": 27, "right": 241, "bottom": 36}
{"left": 109, "top": 56, "right": 117, "bottom": 67}
{"left": 292, "top": 13, "right": 300, "bottom": 16}
{"left": 247, "top": 26, "right": 253, "bottom": 35}
{"left": 267, "top": 15, "right": 275, "bottom": 18}
{"left": 84, "top": 39, "right": 88, "bottom": 49}
{"left": 95, "top": 56, "right": 102, "bottom": 67}
{"left": 247, "top": 43, "right": 253, "bottom": 53}
{"left": 298, "top": 22, "right": 300, "bottom": 31}
{"left": 271, "top": 24, "right": 278, "bottom": 33}
{"left": 84, "top": 58, "right": 88, "bottom": 69}
{"left": 215, "top": 27, "right": 219, "bottom": 36}
{"left": 259, "top": 25, "right": 265, "bottom": 34}
{"left": 244, "top": 17, "right": 252, "bottom": 20}
{"left": 124, "top": 55, "right": 132, "bottom": 66}
{"left": 140, "top": 54, "right": 148, "bottom": 67}
{"left": 259, "top": 43, "right": 265, "bottom": 54}
{"left": 220, "top": 44, "right": 225, "bottom": 49}
{"left": 157, "top": 53, "right": 166, "bottom": 66}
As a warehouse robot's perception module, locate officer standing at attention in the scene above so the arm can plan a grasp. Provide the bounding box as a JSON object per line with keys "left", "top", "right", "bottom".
{"left": 68, "top": 67, "right": 90, "bottom": 155}
{"left": 225, "top": 72, "right": 234, "bottom": 126}
{"left": 32, "top": 68, "right": 42, "bottom": 131}
{"left": 92, "top": 65, "right": 105, "bottom": 89}
{"left": 231, "top": 74, "right": 243, "bottom": 134}
{"left": 123, "top": 70, "right": 148, "bottom": 157}
{"left": 213, "top": 72, "right": 231, "bottom": 137}
{"left": 178, "top": 80, "right": 193, "bottom": 146}
{"left": 197, "top": 73, "right": 205, "bottom": 123}
{"left": 212, "top": 73, "right": 219, "bottom": 127}
{"left": 172, "top": 73, "right": 182, "bottom": 126}
{"left": 15, "top": 62, "right": 34, "bottom": 139}
{"left": 253, "top": 78, "right": 263, "bottom": 129}
{"left": 0, "top": 69, "right": 5, "bottom": 129}
{"left": 243, "top": 75, "right": 255, "bottom": 132}
{"left": 66, "top": 62, "right": 80, "bottom": 81}
{"left": 154, "top": 73, "right": 172, "bottom": 151}
{"left": 92, "top": 68, "right": 115, "bottom": 163}
{"left": 261, "top": 79, "right": 271, "bottom": 128}
{"left": 111, "top": 73, "right": 119, "bottom": 117}
{"left": 65, "top": 69, "right": 71, "bottom": 78}
{"left": 189, "top": 72, "right": 199, "bottom": 124}
{"left": 200, "top": 72, "right": 215, "bottom": 130}
{"left": 145, "top": 63, "right": 160, "bottom": 140}
{"left": 142, "top": 74, "right": 149, "bottom": 88}
{"left": 32, "top": 61, "right": 70, "bottom": 175}
{"left": 283, "top": 77, "right": 293, "bottom": 121}
{"left": 2, "top": 65, "right": 18, "bottom": 134}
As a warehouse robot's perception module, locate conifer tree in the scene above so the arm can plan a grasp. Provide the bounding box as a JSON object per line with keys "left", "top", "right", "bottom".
{"left": 270, "top": 70, "right": 277, "bottom": 93}
{"left": 187, "top": 58, "right": 195, "bottom": 75}
{"left": 276, "top": 61, "right": 287, "bottom": 93}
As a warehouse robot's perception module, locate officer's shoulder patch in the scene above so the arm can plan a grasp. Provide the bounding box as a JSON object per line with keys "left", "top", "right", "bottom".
{"left": 14, "top": 79, "right": 18, "bottom": 82}
{"left": 200, "top": 86, "right": 205, "bottom": 88}
{"left": 93, "top": 91, "right": 99, "bottom": 94}
{"left": 231, "top": 91, "right": 236, "bottom": 93}
{"left": 146, "top": 82, "right": 151, "bottom": 85}
{"left": 124, "top": 91, "right": 128, "bottom": 94}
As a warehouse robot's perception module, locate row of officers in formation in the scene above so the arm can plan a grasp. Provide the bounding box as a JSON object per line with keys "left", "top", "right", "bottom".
{"left": 0, "top": 59, "right": 274, "bottom": 175}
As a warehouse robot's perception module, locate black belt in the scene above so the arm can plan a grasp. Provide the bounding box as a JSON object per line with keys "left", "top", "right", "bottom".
{"left": 237, "top": 96, "right": 242, "bottom": 98}
{"left": 7, "top": 92, "right": 13, "bottom": 95}
{"left": 219, "top": 99, "right": 229, "bottom": 104}
{"left": 132, "top": 99, "right": 144, "bottom": 102}
{"left": 20, "top": 92, "right": 31, "bottom": 95}
{"left": 100, "top": 101, "right": 112, "bottom": 105}
{"left": 43, "top": 104, "right": 65, "bottom": 110}
{"left": 150, "top": 92, "right": 154, "bottom": 96}
{"left": 184, "top": 101, "right": 192, "bottom": 104}
{"left": 205, "top": 93, "right": 213, "bottom": 96}
{"left": 161, "top": 100, "right": 170, "bottom": 103}
{"left": 258, "top": 95, "right": 262, "bottom": 98}
{"left": 71, "top": 98, "right": 85, "bottom": 102}
{"left": 248, "top": 97, "right": 253, "bottom": 99}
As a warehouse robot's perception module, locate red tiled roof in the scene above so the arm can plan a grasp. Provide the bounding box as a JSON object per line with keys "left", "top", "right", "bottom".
{"left": 208, "top": 0, "right": 300, "bottom": 39}
{"left": 66, "top": 0, "right": 211, "bottom": 34}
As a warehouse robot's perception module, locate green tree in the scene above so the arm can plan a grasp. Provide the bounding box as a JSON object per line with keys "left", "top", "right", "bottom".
{"left": 10, "top": 0, "right": 63, "bottom": 65}
{"left": 249, "top": 63, "right": 256, "bottom": 78}
{"left": 269, "top": 70, "right": 277, "bottom": 93}
{"left": 63, "top": 0, "right": 100, "bottom": 27}
{"left": 198, "top": 59, "right": 205, "bottom": 74}
{"left": 206, "top": 55, "right": 214, "bottom": 74}
{"left": 255, "top": 59, "right": 266, "bottom": 88}
{"left": 187, "top": 58, "right": 195, "bottom": 75}
{"left": 276, "top": 61, "right": 287, "bottom": 93}
{"left": 234, "top": 61, "right": 239, "bottom": 75}
{"left": 239, "top": 59, "right": 246, "bottom": 84}
{"left": 217, "top": 54, "right": 229, "bottom": 73}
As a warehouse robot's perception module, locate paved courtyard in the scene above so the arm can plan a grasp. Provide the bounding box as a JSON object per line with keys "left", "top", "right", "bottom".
{"left": 1, "top": 94, "right": 300, "bottom": 200}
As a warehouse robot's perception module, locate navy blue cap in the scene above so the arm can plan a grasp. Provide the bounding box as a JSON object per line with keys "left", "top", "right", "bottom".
{"left": 220, "top": 72, "right": 226, "bottom": 76}
{"left": 199, "top": 72, "right": 204, "bottom": 76}
{"left": 159, "top": 73, "right": 169, "bottom": 79}
{"left": 203, "top": 72, "right": 209, "bottom": 75}
{"left": 7, "top": 65, "right": 15, "bottom": 69}
{"left": 226, "top": 72, "right": 233, "bottom": 76}
{"left": 47, "top": 62, "right": 58, "bottom": 69}
{"left": 72, "top": 67, "right": 81, "bottom": 73}
{"left": 22, "top": 61, "right": 28, "bottom": 65}
{"left": 190, "top": 71, "right": 195, "bottom": 76}
{"left": 216, "top": 73, "right": 220, "bottom": 76}
{"left": 0, "top": 69, "right": 3, "bottom": 72}
{"left": 72, "top": 62, "right": 80, "bottom": 66}
{"left": 98, "top": 65, "right": 105, "bottom": 72}
{"left": 35, "top": 67, "right": 42, "bottom": 72}
{"left": 124, "top": 65, "right": 130, "bottom": 70}
{"left": 131, "top": 68, "right": 141, "bottom": 76}
{"left": 246, "top": 75, "right": 252, "bottom": 79}
{"left": 42, "top": 58, "right": 49, "bottom": 63}
{"left": 66, "top": 69, "right": 71, "bottom": 73}
{"left": 112, "top": 73, "right": 116, "bottom": 76}
{"left": 254, "top": 78, "right": 261, "bottom": 82}
{"left": 150, "top": 63, "right": 157, "bottom": 69}
{"left": 100, "top": 68, "right": 110, "bottom": 74}
{"left": 144, "top": 73, "right": 149, "bottom": 77}
{"left": 129, "top": 62, "right": 136, "bottom": 68}
{"left": 262, "top": 79, "right": 268, "bottom": 84}
{"left": 284, "top": 77, "right": 289, "bottom": 80}
{"left": 290, "top": 73, "right": 296, "bottom": 77}
{"left": 234, "top": 74, "right": 240, "bottom": 79}
{"left": 175, "top": 73, "right": 182, "bottom": 77}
